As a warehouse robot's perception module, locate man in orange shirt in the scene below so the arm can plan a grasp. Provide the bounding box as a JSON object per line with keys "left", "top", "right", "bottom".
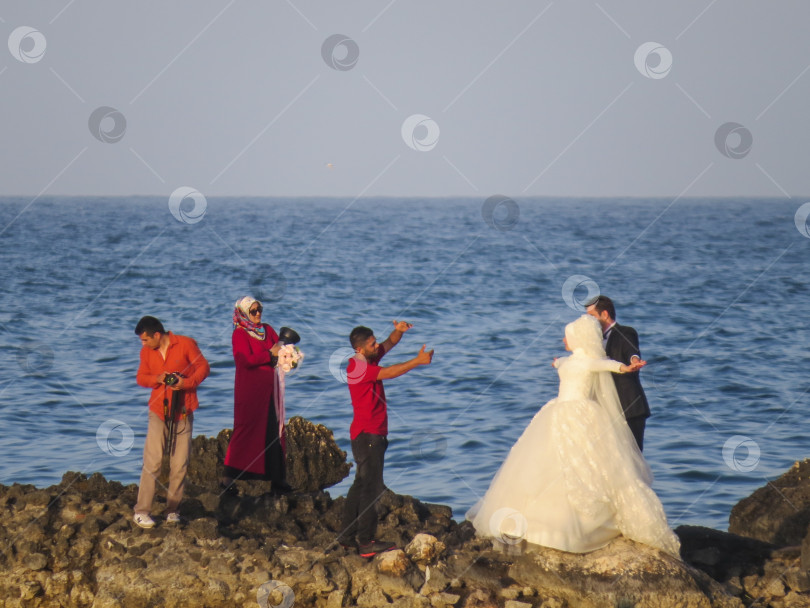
{"left": 133, "top": 316, "right": 210, "bottom": 528}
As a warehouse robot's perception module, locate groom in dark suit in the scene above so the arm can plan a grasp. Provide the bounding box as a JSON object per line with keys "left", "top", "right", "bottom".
{"left": 585, "top": 295, "right": 650, "bottom": 451}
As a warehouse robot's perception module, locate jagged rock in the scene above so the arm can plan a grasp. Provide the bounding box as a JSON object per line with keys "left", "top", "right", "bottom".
{"left": 4, "top": 419, "right": 806, "bottom": 607}
{"left": 285, "top": 416, "right": 352, "bottom": 492}
{"left": 406, "top": 533, "right": 446, "bottom": 563}
{"left": 452, "top": 536, "right": 743, "bottom": 608}
{"left": 378, "top": 549, "right": 413, "bottom": 577}
{"left": 729, "top": 458, "right": 810, "bottom": 545}
{"left": 186, "top": 416, "right": 350, "bottom": 494}
{"left": 677, "top": 525, "right": 776, "bottom": 581}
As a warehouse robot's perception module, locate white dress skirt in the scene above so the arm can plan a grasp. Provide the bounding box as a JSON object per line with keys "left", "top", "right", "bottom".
{"left": 466, "top": 352, "right": 680, "bottom": 557}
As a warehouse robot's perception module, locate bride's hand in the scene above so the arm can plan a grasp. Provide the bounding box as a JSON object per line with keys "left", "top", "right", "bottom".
{"left": 621, "top": 359, "right": 646, "bottom": 373}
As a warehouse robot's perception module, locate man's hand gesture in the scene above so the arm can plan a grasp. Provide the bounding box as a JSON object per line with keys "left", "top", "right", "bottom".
{"left": 416, "top": 344, "right": 434, "bottom": 365}
{"left": 392, "top": 320, "right": 413, "bottom": 333}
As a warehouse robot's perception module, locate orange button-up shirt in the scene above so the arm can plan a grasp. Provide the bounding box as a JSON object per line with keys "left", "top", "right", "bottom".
{"left": 136, "top": 332, "right": 210, "bottom": 420}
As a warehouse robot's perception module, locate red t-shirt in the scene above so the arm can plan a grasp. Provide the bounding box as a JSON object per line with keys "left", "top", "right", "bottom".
{"left": 347, "top": 344, "right": 387, "bottom": 439}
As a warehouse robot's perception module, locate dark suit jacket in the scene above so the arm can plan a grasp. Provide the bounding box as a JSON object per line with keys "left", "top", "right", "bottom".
{"left": 605, "top": 323, "right": 650, "bottom": 420}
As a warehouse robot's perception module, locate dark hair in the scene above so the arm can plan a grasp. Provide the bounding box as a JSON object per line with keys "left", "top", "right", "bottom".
{"left": 350, "top": 326, "right": 374, "bottom": 350}
{"left": 135, "top": 316, "right": 166, "bottom": 336}
{"left": 585, "top": 295, "right": 616, "bottom": 321}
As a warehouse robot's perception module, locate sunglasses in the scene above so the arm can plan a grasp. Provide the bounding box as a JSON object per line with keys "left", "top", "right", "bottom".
{"left": 249, "top": 306, "right": 263, "bottom": 315}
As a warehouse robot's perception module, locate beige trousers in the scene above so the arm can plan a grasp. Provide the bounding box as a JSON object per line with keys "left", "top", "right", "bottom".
{"left": 134, "top": 410, "right": 193, "bottom": 515}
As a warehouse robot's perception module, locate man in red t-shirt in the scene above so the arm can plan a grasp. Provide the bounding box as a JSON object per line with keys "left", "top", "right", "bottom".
{"left": 338, "top": 320, "right": 434, "bottom": 557}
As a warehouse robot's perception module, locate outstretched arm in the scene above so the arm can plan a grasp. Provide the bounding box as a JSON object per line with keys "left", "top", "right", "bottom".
{"left": 589, "top": 357, "right": 646, "bottom": 374}
{"left": 380, "top": 320, "right": 413, "bottom": 354}
{"left": 377, "top": 344, "right": 434, "bottom": 380}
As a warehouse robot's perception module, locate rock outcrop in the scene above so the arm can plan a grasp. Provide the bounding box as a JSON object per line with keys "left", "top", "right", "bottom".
{"left": 1, "top": 422, "right": 808, "bottom": 607}
{"left": 729, "top": 459, "right": 810, "bottom": 547}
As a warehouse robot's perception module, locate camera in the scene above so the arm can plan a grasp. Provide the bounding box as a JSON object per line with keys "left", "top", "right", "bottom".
{"left": 164, "top": 373, "right": 180, "bottom": 387}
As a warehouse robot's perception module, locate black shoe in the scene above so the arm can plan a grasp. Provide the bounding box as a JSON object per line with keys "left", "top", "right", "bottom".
{"left": 358, "top": 540, "right": 396, "bottom": 558}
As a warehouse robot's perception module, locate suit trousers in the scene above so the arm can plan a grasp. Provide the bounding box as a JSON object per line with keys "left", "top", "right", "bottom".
{"left": 626, "top": 416, "right": 646, "bottom": 452}
{"left": 134, "top": 410, "right": 194, "bottom": 515}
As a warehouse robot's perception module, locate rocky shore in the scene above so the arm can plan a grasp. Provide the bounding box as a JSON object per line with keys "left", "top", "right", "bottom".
{"left": 1, "top": 417, "right": 810, "bottom": 607}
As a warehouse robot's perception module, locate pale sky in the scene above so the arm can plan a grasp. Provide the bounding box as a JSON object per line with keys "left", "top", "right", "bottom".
{"left": 1, "top": 1, "right": 809, "bottom": 198}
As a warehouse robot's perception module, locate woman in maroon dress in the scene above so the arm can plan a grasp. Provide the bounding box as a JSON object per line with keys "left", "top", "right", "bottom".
{"left": 221, "top": 296, "right": 292, "bottom": 494}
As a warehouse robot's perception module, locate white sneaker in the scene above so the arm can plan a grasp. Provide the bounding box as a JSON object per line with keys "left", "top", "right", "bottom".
{"left": 134, "top": 513, "right": 155, "bottom": 528}
{"left": 165, "top": 512, "right": 181, "bottom": 524}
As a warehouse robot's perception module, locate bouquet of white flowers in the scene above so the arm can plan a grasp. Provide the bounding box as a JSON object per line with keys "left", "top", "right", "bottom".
{"left": 277, "top": 343, "right": 304, "bottom": 373}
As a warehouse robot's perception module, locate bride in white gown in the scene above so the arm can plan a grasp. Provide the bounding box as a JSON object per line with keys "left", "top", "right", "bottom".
{"left": 466, "top": 315, "right": 680, "bottom": 557}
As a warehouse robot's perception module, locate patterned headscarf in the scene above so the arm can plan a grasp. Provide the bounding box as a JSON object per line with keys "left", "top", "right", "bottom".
{"left": 233, "top": 296, "right": 266, "bottom": 340}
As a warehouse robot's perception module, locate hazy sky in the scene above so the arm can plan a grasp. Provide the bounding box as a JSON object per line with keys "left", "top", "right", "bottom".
{"left": 1, "top": 1, "right": 809, "bottom": 198}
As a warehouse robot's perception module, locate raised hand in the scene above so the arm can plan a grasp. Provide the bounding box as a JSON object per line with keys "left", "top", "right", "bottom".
{"left": 392, "top": 320, "right": 413, "bottom": 333}
{"left": 416, "top": 344, "right": 434, "bottom": 365}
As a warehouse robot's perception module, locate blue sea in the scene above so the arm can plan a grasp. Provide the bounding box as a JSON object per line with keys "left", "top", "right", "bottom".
{"left": 1, "top": 195, "right": 809, "bottom": 532}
